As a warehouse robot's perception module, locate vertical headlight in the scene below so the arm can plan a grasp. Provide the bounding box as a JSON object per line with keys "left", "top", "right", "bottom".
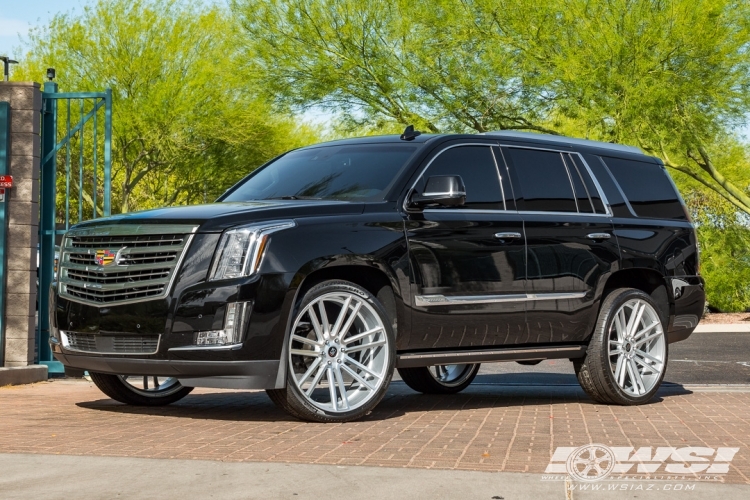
{"left": 209, "top": 220, "right": 295, "bottom": 281}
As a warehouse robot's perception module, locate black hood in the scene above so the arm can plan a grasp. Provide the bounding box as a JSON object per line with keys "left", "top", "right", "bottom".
{"left": 72, "top": 200, "right": 366, "bottom": 232}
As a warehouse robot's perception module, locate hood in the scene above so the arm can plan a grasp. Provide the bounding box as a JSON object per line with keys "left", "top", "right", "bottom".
{"left": 72, "top": 200, "right": 366, "bottom": 232}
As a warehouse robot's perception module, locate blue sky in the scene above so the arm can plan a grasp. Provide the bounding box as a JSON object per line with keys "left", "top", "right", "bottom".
{"left": 0, "top": 0, "right": 90, "bottom": 58}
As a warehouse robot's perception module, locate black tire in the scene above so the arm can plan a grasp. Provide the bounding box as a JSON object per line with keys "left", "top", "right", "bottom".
{"left": 574, "top": 288, "right": 668, "bottom": 405}
{"left": 266, "top": 280, "right": 396, "bottom": 423}
{"left": 397, "top": 363, "right": 480, "bottom": 394}
{"left": 89, "top": 372, "right": 193, "bottom": 406}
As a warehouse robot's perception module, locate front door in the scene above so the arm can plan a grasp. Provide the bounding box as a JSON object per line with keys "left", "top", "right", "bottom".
{"left": 500, "top": 145, "right": 620, "bottom": 344}
{"left": 405, "top": 142, "right": 527, "bottom": 350}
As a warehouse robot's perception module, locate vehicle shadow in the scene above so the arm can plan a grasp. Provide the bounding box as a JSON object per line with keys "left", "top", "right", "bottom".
{"left": 76, "top": 375, "right": 693, "bottom": 422}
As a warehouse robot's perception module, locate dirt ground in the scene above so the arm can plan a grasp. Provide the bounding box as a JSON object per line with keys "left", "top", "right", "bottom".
{"left": 701, "top": 313, "right": 750, "bottom": 324}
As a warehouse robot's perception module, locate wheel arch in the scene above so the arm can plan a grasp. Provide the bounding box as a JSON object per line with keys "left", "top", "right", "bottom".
{"left": 602, "top": 268, "right": 671, "bottom": 327}
{"left": 273, "top": 257, "right": 406, "bottom": 390}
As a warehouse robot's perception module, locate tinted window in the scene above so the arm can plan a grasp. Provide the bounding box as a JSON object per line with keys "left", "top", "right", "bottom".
{"left": 569, "top": 155, "right": 607, "bottom": 214}
{"left": 563, "top": 154, "right": 594, "bottom": 213}
{"left": 600, "top": 156, "right": 686, "bottom": 219}
{"left": 503, "top": 148, "right": 577, "bottom": 212}
{"left": 417, "top": 146, "right": 505, "bottom": 209}
{"left": 223, "top": 144, "right": 418, "bottom": 202}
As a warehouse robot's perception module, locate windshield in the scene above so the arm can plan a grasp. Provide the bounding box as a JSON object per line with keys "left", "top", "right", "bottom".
{"left": 222, "top": 143, "right": 419, "bottom": 202}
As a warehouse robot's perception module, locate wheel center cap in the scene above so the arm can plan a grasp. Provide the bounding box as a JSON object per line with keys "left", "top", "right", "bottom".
{"left": 328, "top": 346, "right": 338, "bottom": 357}
{"left": 624, "top": 343, "right": 632, "bottom": 352}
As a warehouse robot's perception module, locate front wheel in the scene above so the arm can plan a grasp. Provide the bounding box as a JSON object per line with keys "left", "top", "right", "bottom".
{"left": 575, "top": 288, "right": 668, "bottom": 405}
{"left": 398, "top": 364, "right": 480, "bottom": 394}
{"left": 267, "top": 280, "right": 396, "bottom": 423}
{"left": 89, "top": 372, "right": 193, "bottom": 406}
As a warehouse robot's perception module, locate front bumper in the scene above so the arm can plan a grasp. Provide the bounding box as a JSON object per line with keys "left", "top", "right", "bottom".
{"left": 52, "top": 349, "right": 281, "bottom": 389}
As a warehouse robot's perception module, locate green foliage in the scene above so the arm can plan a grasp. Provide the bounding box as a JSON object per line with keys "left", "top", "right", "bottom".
{"left": 697, "top": 224, "right": 750, "bottom": 312}
{"left": 233, "top": 0, "right": 750, "bottom": 213}
{"left": 13, "top": 0, "right": 319, "bottom": 213}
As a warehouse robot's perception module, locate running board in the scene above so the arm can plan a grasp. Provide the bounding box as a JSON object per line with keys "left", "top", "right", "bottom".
{"left": 396, "top": 345, "right": 587, "bottom": 368}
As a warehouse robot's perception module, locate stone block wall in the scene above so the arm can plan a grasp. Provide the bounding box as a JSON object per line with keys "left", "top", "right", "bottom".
{"left": 0, "top": 82, "right": 41, "bottom": 367}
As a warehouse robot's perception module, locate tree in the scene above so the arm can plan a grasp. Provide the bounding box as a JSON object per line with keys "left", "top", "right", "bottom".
{"left": 232, "top": 0, "right": 750, "bottom": 214}
{"left": 13, "top": 0, "right": 318, "bottom": 213}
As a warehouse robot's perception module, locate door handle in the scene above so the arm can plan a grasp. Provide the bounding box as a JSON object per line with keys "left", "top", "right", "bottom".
{"left": 495, "top": 232, "right": 522, "bottom": 239}
{"left": 587, "top": 232, "right": 611, "bottom": 240}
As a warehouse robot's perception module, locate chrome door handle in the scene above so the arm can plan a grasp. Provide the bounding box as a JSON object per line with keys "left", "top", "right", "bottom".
{"left": 587, "top": 233, "right": 611, "bottom": 240}
{"left": 495, "top": 232, "right": 522, "bottom": 239}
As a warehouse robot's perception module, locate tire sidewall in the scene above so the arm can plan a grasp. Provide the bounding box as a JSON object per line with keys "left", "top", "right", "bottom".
{"left": 284, "top": 280, "right": 396, "bottom": 422}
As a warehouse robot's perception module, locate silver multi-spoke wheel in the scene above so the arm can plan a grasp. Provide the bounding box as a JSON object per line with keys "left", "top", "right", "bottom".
{"left": 607, "top": 298, "right": 665, "bottom": 397}
{"left": 398, "top": 362, "right": 480, "bottom": 394}
{"left": 89, "top": 372, "right": 192, "bottom": 406}
{"left": 429, "top": 364, "right": 478, "bottom": 388}
{"left": 288, "top": 288, "right": 391, "bottom": 414}
{"left": 118, "top": 375, "right": 183, "bottom": 398}
{"left": 575, "top": 288, "right": 668, "bottom": 405}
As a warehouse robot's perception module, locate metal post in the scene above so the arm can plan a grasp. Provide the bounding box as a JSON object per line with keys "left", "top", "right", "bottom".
{"left": 0, "top": 102, "right": 11, "bottom": 365}
{"left": 78, "top": 99, "right": 84, "bottom": 222}
{"left": 103, "top": 88, "right": 112, "bottom": 216}
{"left": 38, "top": 81, "right": 58, "bottom": 365}
{"left": 92, "top": 100, "right": 98, "bottom": 218}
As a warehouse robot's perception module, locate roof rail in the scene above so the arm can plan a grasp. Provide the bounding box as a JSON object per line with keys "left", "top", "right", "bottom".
{"left": 481, "top": 131, "right": 643, "bottom": 154}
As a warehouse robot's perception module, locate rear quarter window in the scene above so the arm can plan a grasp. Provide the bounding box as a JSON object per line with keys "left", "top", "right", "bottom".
{"left": 599, "top": 156, "right": 686, "bottom": 220}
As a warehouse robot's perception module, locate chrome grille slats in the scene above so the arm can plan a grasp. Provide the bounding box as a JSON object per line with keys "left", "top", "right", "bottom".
{"left": 69, "top": 234, "right": 185, "bottom": 249}
{"left": 59, "top": 224, "right": 196, "bottom": 307}
{"left": 111, "top": 336, "right": 160, "bottom": 353}
{"left": 67, "top": 268, "right": 170, "bottom": 283}
{"left": 66, "top": 333, "right": 97, "bottom": 352}
{"left": 63, "top": 332, "right": 160, "bottom": 354}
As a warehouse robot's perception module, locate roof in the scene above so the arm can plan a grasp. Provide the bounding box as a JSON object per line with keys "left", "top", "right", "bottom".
{"left": 299, "top": 133, "right": 440, "bottom": 149}
{"left": 296, "top": 130, "right": 644, "bottom": 155}
{"left": 482, "top": 131, "right": 643, "bottom": 154}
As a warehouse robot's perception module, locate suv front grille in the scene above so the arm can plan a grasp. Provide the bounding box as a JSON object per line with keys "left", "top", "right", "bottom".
{"left": 63, "top": 332, "right": 160, "bottom": 354}
{"left": 59, "top": 225, "right": 196, "bottom": 307}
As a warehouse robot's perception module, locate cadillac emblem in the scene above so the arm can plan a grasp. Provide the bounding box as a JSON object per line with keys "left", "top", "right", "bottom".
{"left": 95, "top": 249, "right": 117, "bottom": 266}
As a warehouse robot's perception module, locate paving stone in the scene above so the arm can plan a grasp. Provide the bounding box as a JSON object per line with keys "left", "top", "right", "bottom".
{"left": 0, "top": 380, "right": 749, "bottom": 485}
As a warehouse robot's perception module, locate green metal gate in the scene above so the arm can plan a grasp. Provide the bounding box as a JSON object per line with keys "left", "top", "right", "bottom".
{"left": 38, "top": 81, "right": 112, "bottom": 373}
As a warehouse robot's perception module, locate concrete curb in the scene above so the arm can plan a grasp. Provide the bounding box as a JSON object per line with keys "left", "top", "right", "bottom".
{"left": 694, "top": 324, "right": 750, "bottom": 333}
{"left": 0, "top": 365, "right": 48, "bottom": 386}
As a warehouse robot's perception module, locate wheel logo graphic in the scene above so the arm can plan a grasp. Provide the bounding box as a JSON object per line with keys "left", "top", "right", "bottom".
{"left": 566, "top": 444, "right": 616, "bottom": 482}
{"left": 327, "top": 346, "right": 338, "bottom": 357}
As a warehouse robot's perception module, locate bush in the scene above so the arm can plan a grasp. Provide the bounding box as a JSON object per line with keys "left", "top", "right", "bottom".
{"left": 698, "top": 225, "right": 750, "bottom": 312}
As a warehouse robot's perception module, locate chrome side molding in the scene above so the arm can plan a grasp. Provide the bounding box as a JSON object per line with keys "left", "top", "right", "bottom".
{"left": 396, "top": 345, "right": 587, "bottom": 368}
{"left": 414, "top": 291, "right": 587, "bottom": 307}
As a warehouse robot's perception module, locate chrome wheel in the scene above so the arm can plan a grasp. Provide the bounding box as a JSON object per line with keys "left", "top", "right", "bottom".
{"left": 429, "top": 364, "right": 478, "bottom": 388}
{"left": 607, "top": 298, "right": 665, "bottom": 397}
{"left": 288, "top": 291, "right": 390, "bottom": 413}
{"left": 117, "top": 375, "right": 183, "bottom": 398}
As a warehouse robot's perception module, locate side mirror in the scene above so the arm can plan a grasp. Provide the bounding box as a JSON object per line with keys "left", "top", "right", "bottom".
{"left": 410, "top": 175, "right": 466, "bottom": 209}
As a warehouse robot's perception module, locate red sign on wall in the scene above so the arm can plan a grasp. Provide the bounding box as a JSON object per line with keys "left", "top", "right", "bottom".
{"left": 0, "top": 175, "right": 12, "bottom": 188}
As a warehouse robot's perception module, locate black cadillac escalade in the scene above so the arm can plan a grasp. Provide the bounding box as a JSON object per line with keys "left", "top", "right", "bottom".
{"left": 50, "top": 129, "right": 705, "bottom": 422}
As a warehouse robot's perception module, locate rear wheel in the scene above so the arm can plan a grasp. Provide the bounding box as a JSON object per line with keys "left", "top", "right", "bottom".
{"left": 89, "top": 372, "right": 193, "bottom": 406}
{"left": 267, "top": 280, "right": 395, "bottom": 423}
{"left": 575, "top": 288, "right": 668, "bottom": 405}
{"left": 398, "top": 363, "right": 480, "bottom": 394}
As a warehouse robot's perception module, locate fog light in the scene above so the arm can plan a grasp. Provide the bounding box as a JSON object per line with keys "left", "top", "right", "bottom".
{"left": 195, "top": 302, "right": 251, "bottom": 346}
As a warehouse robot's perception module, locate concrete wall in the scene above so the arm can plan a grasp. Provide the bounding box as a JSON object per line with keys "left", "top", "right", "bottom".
{"left": 0, "top": 82, "right": 41, "bottom": 367}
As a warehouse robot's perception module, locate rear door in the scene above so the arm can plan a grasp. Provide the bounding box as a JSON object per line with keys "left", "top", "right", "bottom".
{"left": 500, "top": 145, "right": 620, "bottom": 344}
{"left": 405, "top": 142, "right": 527, "bottom": 350}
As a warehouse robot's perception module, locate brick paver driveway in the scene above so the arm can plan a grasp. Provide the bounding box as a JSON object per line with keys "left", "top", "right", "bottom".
{"left": 2, "top": 379, "right": 749, "bottom": 484}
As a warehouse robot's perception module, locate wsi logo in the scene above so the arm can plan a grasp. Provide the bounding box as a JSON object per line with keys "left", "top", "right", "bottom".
{"left": 545, "top": 444, "right": 739, "bottom": 482}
